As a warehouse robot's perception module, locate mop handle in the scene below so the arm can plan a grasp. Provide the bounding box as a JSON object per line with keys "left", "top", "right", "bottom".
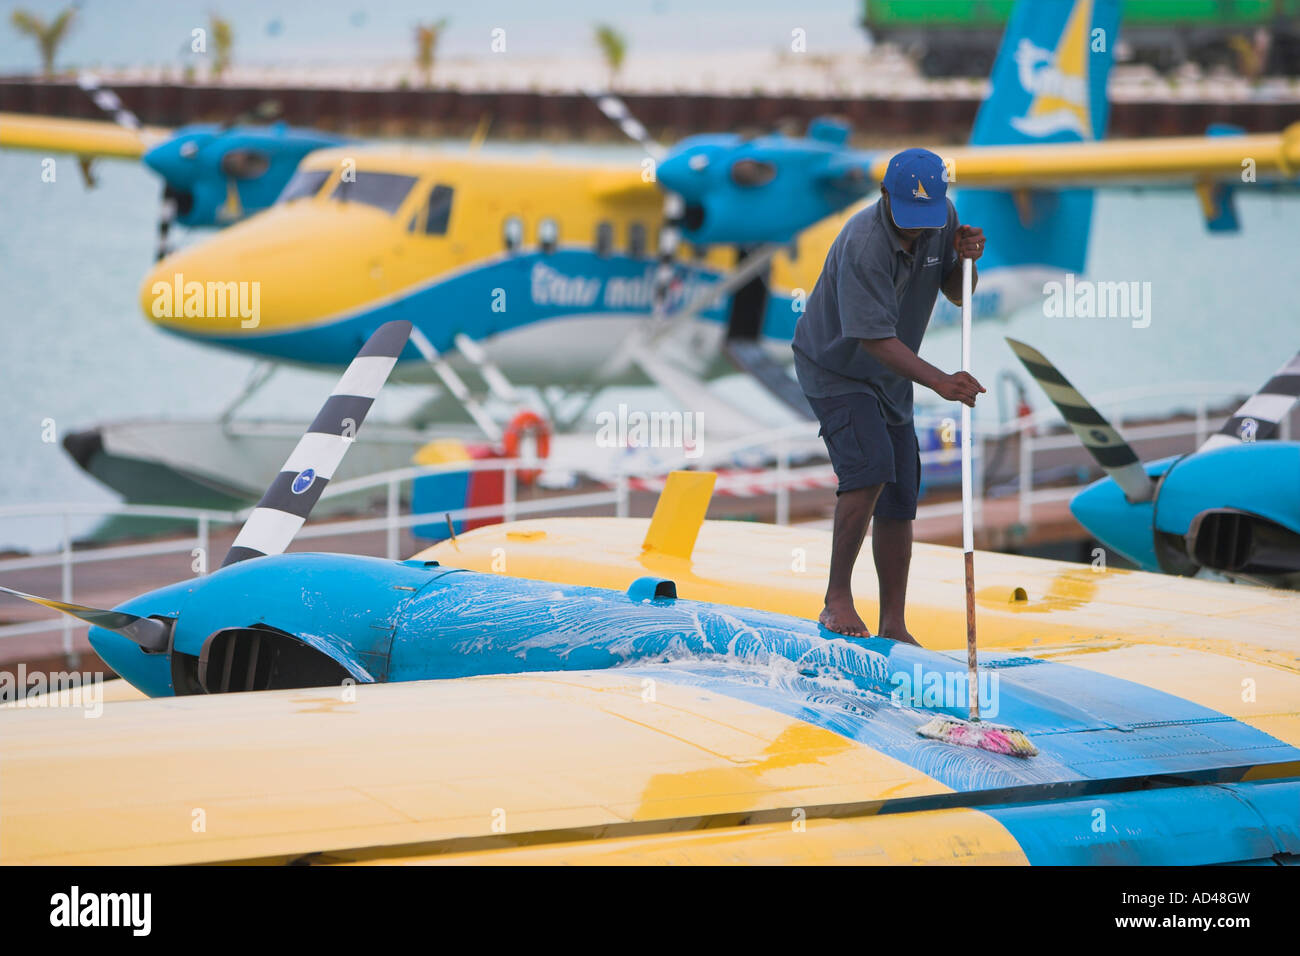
{"left": 961, "top": 255, "right": 979, "bottom": 721}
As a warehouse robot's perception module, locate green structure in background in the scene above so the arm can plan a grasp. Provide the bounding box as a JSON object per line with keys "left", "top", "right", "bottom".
{"left": 862, "top": 0, "right": 1300, "bottom": 76}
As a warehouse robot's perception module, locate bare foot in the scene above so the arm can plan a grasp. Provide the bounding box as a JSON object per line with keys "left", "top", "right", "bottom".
{"left": 878, "top": 628, "right": 922, "bottom": 647}
{"left": 819, "top": 600, "right": 870, "bottom": 637}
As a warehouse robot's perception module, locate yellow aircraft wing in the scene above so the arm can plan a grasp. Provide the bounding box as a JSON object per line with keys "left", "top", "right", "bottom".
{"left": 416, "top": 516, "right": 1300, "bottom": 749}
{"left": 0, "top": 111, "right": 169, "bottom": 160}
{"left": 871, "top": 123, "right": 1300, "bottom": 188}
{"left": 3, "top": 670, "right": 1037, "bottom": 866}
{"left": 6, "top": 474, "right": 1299, "bottom": 866}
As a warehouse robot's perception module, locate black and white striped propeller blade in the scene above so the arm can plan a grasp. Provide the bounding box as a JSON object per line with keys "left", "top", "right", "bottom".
{"left": 587, "top": 91, "right": 664, "bottom": 161}
{"left": 1006, "top": 338, "right": 1154, "bottom": 504}
{"left": 77, "top": 73, "right": 179, "bottom": 260}
{"left": 0, "top": 585, "right": 169, "bottom": 652}
{"left": 222, "top": 320, "right": 413, "bottom": 568}
{"left": 585, "top": 90, "right": 683, "bottom": 317}
{"left": 76, "top": 73, "right": 143, "bottom": 130}
{"left": 1199, "top": 349, "right": 1300, "bottom": 452}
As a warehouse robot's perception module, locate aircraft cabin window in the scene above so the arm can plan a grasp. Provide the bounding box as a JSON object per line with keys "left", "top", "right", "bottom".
{"left": 539, "top": 218, "right": 558, "bottom": 254}
{"left": 628, "top": 223, "right": 647, "bottom": 258}
{"left": 329, "top": 171, "right": 418, "bottom": 215}
{"left": 220, "top": 148, "right": 271, "bottom": 180}
{"left": 424, "top": 184, "right": 454, "bottom": 235}
{"left": 503, "top": 216, "right": 523, "bottom": 252}
{"left": 595, "top": 221, "right": 613, "bottom": 256}
{"left": 277, "top": 168, "right": 330, "bottom": 203}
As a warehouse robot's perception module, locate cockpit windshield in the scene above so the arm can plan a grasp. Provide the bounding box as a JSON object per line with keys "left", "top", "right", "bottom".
{"left": 276, "top": 168, "right": 330, "bottom": 204}
{"left": 328, "top": 172, "right": 418, "bottom": 215}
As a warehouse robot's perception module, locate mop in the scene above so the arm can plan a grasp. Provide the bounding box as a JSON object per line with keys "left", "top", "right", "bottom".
{"left": 916, "top": 255, "right": 1038, "bottom": 758}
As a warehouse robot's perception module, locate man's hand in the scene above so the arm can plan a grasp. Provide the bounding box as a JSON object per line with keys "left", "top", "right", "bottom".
{"left": 954, "top": 224, "right": 985, "bottom": 260}
{"left": 933, "top": 371, "right": 986, "bottom": 407}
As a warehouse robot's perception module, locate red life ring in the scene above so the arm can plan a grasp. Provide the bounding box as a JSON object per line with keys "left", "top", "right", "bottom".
{"left": 502, "top": 410, "right": 550, "bottom": 485}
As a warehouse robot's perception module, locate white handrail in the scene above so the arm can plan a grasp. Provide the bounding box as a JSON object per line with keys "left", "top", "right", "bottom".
{"left": 0, "top": 377, "right": 1281, "bottom": 651}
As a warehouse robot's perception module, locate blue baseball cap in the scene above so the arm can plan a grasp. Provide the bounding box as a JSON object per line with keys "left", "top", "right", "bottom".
{"left": 881, "top": 148, "right": 948, "bottom": 229}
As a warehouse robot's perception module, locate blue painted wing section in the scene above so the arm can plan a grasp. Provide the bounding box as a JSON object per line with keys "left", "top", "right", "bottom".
{"left": 983, "top": 780, "right": 1300, "bottom": 865}
{"left": 384, "top": 560, "right": 1300, "bottom": 790}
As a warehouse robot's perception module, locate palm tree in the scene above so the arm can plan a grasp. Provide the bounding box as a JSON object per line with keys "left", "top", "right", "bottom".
{"left": 593, "top": 24, "right": 627, "bottom": 89}
{"left": 210, "top": 15, "right": 233, "bottom": 79}
{"left": 9, "top": 6, "right": 76, "bottom": 78}
{"left": 415, "top": 19, "right": 449, "bottom": 86}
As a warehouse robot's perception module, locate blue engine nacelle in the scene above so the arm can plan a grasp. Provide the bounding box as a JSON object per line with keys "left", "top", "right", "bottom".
{"left": 142, "top": 123, "right": 344, "bottom": 227}
{"left": 657, "top": 119, "right": 875, "bottom": 245}
{"left": 87, "top": 552, "right": 1074, "bottom": 733}
{"left": 1069, "top": 444, "right": 1300, "bottom": 580}
{"left": 1153, "top": 442, "right": 1300, "bottom": 578}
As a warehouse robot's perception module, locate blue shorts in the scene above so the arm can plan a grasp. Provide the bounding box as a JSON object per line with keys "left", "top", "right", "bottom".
{"left": 807, "top": 392, "right": 920, "bottom": 520}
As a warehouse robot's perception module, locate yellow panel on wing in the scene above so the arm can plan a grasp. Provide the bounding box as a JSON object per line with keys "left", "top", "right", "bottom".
{"left": 0, "top": 671, "right": 946, "bottom": 865}
{"left": 353, "top": 807, "right": 1029, "bottom": 866}
{"left": 0, "top": 112, "right": 167, "bottom": 160}
{"left": 1, "top": 676, "right": 146, "bottom": 711}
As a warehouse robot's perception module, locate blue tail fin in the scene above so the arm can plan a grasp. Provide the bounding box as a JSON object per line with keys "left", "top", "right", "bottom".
{"left": 954, "top": 0, "right": 1120, "bottom": 316}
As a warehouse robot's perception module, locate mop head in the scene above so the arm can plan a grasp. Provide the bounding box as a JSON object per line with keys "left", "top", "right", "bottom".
{"left": 917, "top": 714, "right": 1038, "bottom": 758}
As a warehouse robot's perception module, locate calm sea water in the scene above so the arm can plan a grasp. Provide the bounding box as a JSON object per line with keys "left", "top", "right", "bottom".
{"left": 1, "top": 143, "right": 1297, "bottom": 552}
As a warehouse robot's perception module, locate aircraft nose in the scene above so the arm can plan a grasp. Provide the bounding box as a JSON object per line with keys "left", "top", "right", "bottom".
{"left": 140, "top": 203, "right": 399, "bottom": 339}
{"left": 141, "top": 243, "right": 266, "bottom": 337}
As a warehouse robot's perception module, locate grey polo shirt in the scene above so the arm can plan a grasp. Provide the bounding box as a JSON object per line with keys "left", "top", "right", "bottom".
{"left": 792, "top": 197, "right": 959, "bottom": 425}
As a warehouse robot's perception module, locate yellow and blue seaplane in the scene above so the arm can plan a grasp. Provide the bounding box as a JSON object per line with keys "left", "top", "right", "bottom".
{"left": 2, "top": 321, "right": 1298, "bottom": 866}
{"left": 5, "top": 0, "right": 1300, "bottom": 512}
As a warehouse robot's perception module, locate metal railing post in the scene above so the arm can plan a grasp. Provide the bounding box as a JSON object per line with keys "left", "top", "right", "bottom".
{"left": 775, "top": 441, "right": 789, "bottom": 526}
{"left": 386, "top": 478, "right": 400, "bottom": 560}
{"left": 616, "top": 472, "right": 629, "bottom": 518}
{"left": 197, "top": 514, "right": 209, "bottom": 575}
{"left": 1018, "top": 423, "right": 1033, "bottom": 527}
{"left": 504, "top": 463, "right": 517, "bottom": 523}
{"left": 61, "top": 513, "right": 73, "bottom": 663}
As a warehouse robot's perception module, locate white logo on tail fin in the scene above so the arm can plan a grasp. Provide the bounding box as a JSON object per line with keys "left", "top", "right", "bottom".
{"left": 1010, "top": 0, "right": 1094, "bottom": 140}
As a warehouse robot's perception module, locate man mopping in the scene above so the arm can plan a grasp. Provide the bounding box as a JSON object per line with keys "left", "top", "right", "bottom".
{"left": 792, "top": 148, "right": 986, "bottom": 643}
